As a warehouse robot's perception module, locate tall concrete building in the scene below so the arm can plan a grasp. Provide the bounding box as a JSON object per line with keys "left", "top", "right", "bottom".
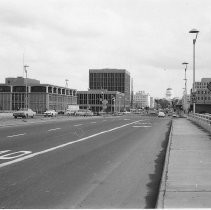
{"left": 89, "top": 68, "right": 130, "bottom": 110}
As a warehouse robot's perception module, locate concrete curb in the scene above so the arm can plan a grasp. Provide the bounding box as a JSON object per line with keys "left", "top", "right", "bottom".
{"left": 156, "top": 120, "right": 173, "bottom": 208}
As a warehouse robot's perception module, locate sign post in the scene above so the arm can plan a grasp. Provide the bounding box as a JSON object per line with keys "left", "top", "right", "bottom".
{"left": 191, "top": 92, "right": 197, "bottom": 104}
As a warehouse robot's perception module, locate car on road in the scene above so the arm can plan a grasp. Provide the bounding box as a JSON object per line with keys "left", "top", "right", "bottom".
{"left": 158, "top": 111, "right": 165, "bottom": 117}
{"left": 172, "top": 113, "right": 178, "bottom": 118}
{"left": 13, "top": 108, "right": 36, "bottom": 118}
{"left": 43, "top": 110, "right": 58, "bottom": 117}
{"left": 65, "top": 110, "right": 77, "bottom": 116}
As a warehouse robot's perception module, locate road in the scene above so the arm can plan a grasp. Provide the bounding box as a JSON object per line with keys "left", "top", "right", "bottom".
{"left": 0, "top": 114, "right": 171, "bottom": 208}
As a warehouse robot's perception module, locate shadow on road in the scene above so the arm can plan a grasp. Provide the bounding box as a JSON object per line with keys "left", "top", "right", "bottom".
{"left": 144, "top": 120, "right": 172, "bottom": 208}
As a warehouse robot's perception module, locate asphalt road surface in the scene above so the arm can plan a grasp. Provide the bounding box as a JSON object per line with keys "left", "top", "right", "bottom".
{"left": 0, "top": 114, "right": 171, "bottom": 208}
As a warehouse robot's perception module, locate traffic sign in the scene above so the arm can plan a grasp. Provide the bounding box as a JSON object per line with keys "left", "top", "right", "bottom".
{"left": 207, "top": 82, "right": 211, "bottom": 91}
{"left": 192, "top": 96, "right": 197, "bottom": 103}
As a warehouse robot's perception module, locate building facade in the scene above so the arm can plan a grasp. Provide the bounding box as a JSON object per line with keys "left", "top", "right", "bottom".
{"left": 0, "top": 77, "right": 77, "bottom": 113}
{"left": 150, "top": 97, "right": 154, "bottom": 108}
{"left": 89, "top": 69, "right": 130, "bottom": 110}
{"left": 166, "top": 88, "right": 173, "bottom": 101}
{"left": 134, "top": 91, "right": 150, "bottom": 108}
{"left": 190, "top": 78, "right": 211, "bottom": 113}
{"left": 77, "top": 89, "right": 125, "bottom": 113}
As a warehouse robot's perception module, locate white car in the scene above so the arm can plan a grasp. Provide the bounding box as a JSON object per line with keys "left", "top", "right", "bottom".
{"left": 158, "top": 111, "right": 165, "bottom": 117}
{"left": 43, "top": 110, "right": 58, "bottom": 117}
{"left": 13, "top": 108, "right": 36, "bottom": 118}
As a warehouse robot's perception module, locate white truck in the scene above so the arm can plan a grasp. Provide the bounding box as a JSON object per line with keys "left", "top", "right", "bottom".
{"left": 65, "top": 105, "right": 79, "bottom": 116}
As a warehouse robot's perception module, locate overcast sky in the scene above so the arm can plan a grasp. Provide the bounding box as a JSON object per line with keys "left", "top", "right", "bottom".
{"left": 0, "top": 0, "right": 211, "bottom": 98}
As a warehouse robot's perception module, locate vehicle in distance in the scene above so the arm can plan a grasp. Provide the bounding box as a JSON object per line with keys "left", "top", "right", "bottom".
{"left": 172, "top": 113, "right": 178, "bottom": 118}
{"left": 158, "top": 111, "right": 165, "bottom": 117}
{"left": 43, "top": 110, "right": 58, "bottom": 117}
{"left": 76, "top": 109, "right": 93, "bottom": 116}
{"left": 13, "top": 108, "right": 36, "bottom": 118}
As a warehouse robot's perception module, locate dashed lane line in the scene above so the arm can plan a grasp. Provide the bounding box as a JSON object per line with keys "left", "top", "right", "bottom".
{"left": 132, "top": 125, "right": 152, "bottom": 128}
{"left": 48, "top": 128, "right": 61, "bottom": 132}
{"left": 0, "top": 120, "right": 142, "bottom": 169}
{"left": 7, "top": 133, "right": 26, "bottom": 138}
{"left": 74, "top": 124, "right": 83, "bottom": 127}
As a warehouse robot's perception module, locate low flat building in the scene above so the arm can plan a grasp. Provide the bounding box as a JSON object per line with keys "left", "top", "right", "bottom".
{"left": 77, "top": 89, "right": 125, "bottom": 113}
{"left": 0, "top": 77, "right": 77, "bottom": 113}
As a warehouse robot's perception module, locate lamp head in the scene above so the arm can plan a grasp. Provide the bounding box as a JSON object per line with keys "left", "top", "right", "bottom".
{"left": 189, "top": 28, "right": 199, "bottom": 34}
{"left": 182, "top": 62, "right": 188, "bottom": 65}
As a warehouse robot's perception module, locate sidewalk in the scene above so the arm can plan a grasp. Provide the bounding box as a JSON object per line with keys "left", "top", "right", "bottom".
{"left": 157, "top": 117, "right": 211, "bottom": 208}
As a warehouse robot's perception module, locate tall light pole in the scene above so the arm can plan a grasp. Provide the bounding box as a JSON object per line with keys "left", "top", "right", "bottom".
{"left": 24, "top": 65, "right": 29, "bottom": 109}
{"left": 189, "top": 28, "right": 199, "bottom": 114}
{"left": 182, "top": 62, "right": 188, "bottom": 113}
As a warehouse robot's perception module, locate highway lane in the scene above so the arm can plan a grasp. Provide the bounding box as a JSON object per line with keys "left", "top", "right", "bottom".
{"left": 0, "top": 115, "right": 171, "bottom": 208}
{"left": 0, "top": 116, "right": 140, "bottom": 157}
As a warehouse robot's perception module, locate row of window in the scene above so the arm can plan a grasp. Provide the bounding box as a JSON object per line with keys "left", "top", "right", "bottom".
{"left": 197, "top": 90, "right": 211, "bottom": 94}
{"left": 197, "top": 97, "right": 211, "bottom": 100}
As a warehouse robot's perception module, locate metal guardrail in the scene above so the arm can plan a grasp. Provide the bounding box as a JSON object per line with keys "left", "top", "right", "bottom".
{"left": 189, "top": 113, "right": 211, "bottom": 124}
{"left": 188, "top": 113, "right": 211, "bottom": 133}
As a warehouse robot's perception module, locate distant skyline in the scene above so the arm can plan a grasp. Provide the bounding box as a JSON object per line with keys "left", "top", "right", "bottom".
{"left": 1, "top": 0, "right": 211, "bottom": 98}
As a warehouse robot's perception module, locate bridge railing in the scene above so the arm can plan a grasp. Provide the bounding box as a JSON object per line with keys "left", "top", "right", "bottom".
{"left": 188, "top": 113, "right": 211, "bottom": 133}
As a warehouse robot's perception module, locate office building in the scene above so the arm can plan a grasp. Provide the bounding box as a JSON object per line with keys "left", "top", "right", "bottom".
{"left": 134, "top": 91, "right": 150, "bottom": 108}
{"left": 150, "top": 97, "right": 154, "bottom": 108}
{"left": 77, "top": 89, "right": 124, "bottom": 113}
{"left": 191, "top": 78, "right": 211, "bottom": 113}
{"left": 89, "top": 68, "right": 130, "bottom": 110}
{"left": 0, "top": 77, "right": 77, "bottom": 113}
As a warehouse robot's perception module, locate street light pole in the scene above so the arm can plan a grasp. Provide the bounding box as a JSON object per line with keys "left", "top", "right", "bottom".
{"left": 189, "top": 28, "right": 199, "bottom": 114}
{"left": 182, "top": 62, "right": 188, "bottom": 113}
{"left": 24, "top": 65, "right": 29, "bottom": 109}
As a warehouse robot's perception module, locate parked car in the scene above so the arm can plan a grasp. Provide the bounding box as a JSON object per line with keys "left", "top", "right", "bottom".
{"left": 158, "top": 111, "right": 165, "bottom": 117}
{"left": 43, "top": 110, "right": 58, "bottom": 117}
{"left": 65, "top": 110, "right": 77, "bottom": 116}
{"left": 172, "top": 113, "right": 178, "bottom": 118}
{"left": 13, "top": 108, "right": 36, "bottom": 118}
{"left": 58, "top": 111, "right": 64, "bottom": 115}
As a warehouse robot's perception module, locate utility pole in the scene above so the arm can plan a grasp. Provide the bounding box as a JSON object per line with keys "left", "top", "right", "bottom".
{"left": 24, "top": 65, "right": 29, "bottom": 109}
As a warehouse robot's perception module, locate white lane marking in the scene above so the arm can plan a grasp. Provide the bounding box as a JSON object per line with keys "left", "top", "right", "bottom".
{"left": 0, "top": 150, "right": 11, "bottom": 155}
{"left": 90, "top": 122, "right": 96, "bottom": 124}
{"left": 135, "top": 122, "right": 152, "bottom": 125}
{"left": 7, "top": 133, "right": 26, "bottom": 138}
{"left": 132, "top": 125, "right": 152, "bottom": 128}
{"left": 74, "top": 124, "right": 83, "bottom": 127}
{"left": 0, "top": 120, "right": 142, "bottom": 168}
{"left": 0, "top": 151, "right": 32, "bottom": 159}
{"left": 48, "top": 128, "right": 61, "bottom": 132}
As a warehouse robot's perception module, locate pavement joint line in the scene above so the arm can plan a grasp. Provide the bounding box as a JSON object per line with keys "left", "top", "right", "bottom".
{"left": 132, "top": 125, "right": 152, "bottom": 128}
{"left": 7, "top": 133, "right": 26, "bottom": 138}
{"left": 0, "top": 120, "right": 143, "bottom": 169}
{"left": 74, "top": 124, "right": 83, "bottom": 126}
{"left": 47, "top": 128, "right": 61, "bottom": 132}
